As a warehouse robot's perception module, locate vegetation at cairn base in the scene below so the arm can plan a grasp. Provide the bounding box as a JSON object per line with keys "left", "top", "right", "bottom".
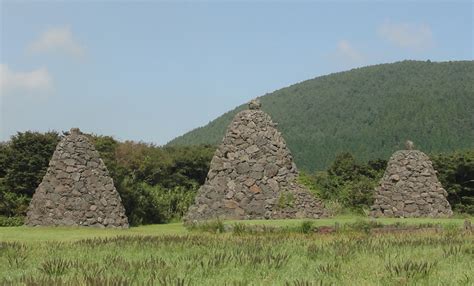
{"left": 0, "top": 220, "right": 473, "bottom": 285}
{"left": 167, "top": 60, "right": 474, "bottom": 171}
{"left": 0, "top": 216, "right": 24, "bottom": 227}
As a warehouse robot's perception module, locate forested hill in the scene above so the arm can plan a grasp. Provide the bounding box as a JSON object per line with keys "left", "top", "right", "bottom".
{"left": 167, "top": 60, "right": 474, "bottom": 171}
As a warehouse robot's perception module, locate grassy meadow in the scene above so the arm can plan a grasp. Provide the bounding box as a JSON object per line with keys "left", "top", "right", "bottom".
{"left": 1, "top": 216, "right": 473, "bottom": 285}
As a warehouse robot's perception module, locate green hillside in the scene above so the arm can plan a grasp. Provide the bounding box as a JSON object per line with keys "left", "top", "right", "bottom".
{"left": 167, "top": 60, "right": 474, "bottom": 171}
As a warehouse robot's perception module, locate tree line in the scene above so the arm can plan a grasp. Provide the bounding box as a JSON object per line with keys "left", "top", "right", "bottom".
{"left": 0, "top": 131, "right": 472, "bottom": 226}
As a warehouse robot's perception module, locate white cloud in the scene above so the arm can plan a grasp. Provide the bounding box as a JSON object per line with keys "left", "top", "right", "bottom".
{"left": 28, "top": 26, "right": 85, "bottom": 57}
{"left": 335, "top": 40, "right": 365, "bottom": 64}
{"left": 0, "top": 64, "right": 53, "bottom": 97}
{"left": 378, "top": 20, "right": 434, "bottom": 50}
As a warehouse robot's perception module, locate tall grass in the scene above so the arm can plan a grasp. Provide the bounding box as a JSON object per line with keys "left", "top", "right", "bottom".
{"left": 0, "top": 225, "right": 472, "bottom": 285}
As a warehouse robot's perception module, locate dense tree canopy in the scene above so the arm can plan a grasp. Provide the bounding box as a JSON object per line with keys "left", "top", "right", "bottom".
{"left": 168, "top": 60, "right": 474, "bottom": 171}
{"left": 0, "top": 132, "right": 60, "bottom": 216}
{"left": 432, "top": 150, "right": 474, "bottom": 214}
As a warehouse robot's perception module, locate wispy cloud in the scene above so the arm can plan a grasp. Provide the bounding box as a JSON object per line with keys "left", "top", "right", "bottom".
{"left": 0, "top": 64, "right": 53, "bottom": 97}
{"left": 334, "top": 40, "right": 365, "bottom": 66}
{"left": 27, "top": 26, "right": 85, "bottom": 58}
{"left": 378, "top": 20, "right": 434, "bottom": 51}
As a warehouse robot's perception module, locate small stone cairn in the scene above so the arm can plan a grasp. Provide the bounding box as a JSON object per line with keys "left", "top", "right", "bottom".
{"left": 26, "top": 128, "right": 129, "bottom": 228}
{"left": 370, "top": 141, "right": 452, "bottom": 218}
{"left": 185, "top": 99, "right": 327, "bottom": 222}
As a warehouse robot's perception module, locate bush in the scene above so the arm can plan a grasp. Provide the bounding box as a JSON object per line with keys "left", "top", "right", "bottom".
{"left": 0, "top": 216, "right": 24, "bottom": 227}
{"left": 117, "top": 179, "right": 197, "bottom": 226}
{"left": 299, "top": 153, "right": 385, "bottom": 213}
{"left": 432, "top": 150, "right": 474, "bottom": 215}
{"left": 0, "top": 191, "right": 30, "bottom": 218}
{"left": 0, "top": 132, "right": 60, "bottom": 217}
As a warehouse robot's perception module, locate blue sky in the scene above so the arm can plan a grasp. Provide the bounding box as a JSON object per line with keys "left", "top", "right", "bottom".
{"left": 1, "top": 1, "right": 472, "bottom": 144}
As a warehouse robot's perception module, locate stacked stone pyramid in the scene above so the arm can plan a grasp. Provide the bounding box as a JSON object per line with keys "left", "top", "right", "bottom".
{"left": 185, "top": 99, "right": 326, "bottom": 222}
{"left": 370, "top": 141, "right": 452, "bottom": 218}
{"left": 26, "top": 128, "right": 129, "bottom": 228}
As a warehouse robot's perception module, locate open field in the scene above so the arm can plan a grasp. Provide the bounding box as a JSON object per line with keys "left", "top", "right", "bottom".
{"left": 1, "top": 216, "right": 470, "bottom": 242}
{"left": 1, "top": 217, "right": 473, "bottom": 285}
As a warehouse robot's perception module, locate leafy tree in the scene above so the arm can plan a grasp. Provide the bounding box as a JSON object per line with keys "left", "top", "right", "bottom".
{"left": 301, "top": 152, "right": 386, "bottom": 212}
{"left": 0, "top": 131, "right": 60, "bottom": 216}
{"left": 2, "top": 131, "right": 60, "bottom": 197}
{"left": 432, "top": 150, "right": 474, "bottom": 214}
{"left": 328, "top": 153, "right": 359, "bottom": 181}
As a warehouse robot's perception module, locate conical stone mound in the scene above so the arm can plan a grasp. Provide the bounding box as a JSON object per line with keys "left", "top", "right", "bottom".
{"left": 371, "top": 143, "right": 452, "bottom": 218}
{"left": 26, "top": 128, "right": 129, "bottom": 228}
{"left": 185, "top": 99, "right": 326, "bottom": 222}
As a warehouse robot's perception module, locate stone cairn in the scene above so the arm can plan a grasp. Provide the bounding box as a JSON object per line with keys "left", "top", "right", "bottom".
{"left": 26, "top": 128, "right": 129, "bottom": 228}
{"left": 185, "top": 99, "right": 327, "bottom": 222}
{"left": 370, "top": 141, "right": 452, "bottom": 218}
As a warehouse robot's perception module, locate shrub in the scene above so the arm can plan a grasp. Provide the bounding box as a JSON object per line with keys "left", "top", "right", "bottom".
{"left": 118, "top": 180, "right": 198, "bottom": 226}
{"left": 432, "top": 150, "right": 474, "bottom": 215}
{"left": 0, "top": 216, "right": 24, "bottom": 227}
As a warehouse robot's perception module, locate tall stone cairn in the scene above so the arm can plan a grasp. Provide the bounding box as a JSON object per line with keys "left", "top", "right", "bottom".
{"left": 370, "top": 143, "right": 452, "bottom": 218}
{"left": 26, "top": 128, "right": 129, "bottom": 228}
{"left": 184, "top": 99, "right": 327, "bottom": 222}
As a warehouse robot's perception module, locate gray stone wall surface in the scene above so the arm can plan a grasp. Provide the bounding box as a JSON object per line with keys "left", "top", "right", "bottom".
{"left": 185, "top": 100, "right": 326, "bottom": 222}
{"left": 371, "top": 150, "right": 452, "bottom": 218}
{"left": 26, "top": 128, "right": 129, "bottom": 228}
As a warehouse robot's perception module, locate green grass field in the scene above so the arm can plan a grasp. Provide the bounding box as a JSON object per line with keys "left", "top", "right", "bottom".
{"left": 1, "top": 216, "right": 473, "bottom": 285}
